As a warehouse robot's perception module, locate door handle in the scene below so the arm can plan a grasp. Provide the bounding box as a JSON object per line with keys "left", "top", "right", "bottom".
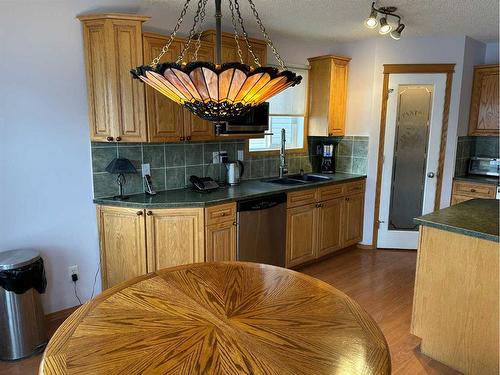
{"left": 427, "top": 172, "right": 435, "bottom": 178}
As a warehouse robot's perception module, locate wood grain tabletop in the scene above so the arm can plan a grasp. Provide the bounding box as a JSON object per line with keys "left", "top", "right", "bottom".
{"left": 40, "top": 262, "right": 390, "bottom": 374}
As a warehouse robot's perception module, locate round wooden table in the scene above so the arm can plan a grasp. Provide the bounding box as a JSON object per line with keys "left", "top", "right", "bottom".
{"left": 40, "top": 262, "right": 390, "bottom": 374}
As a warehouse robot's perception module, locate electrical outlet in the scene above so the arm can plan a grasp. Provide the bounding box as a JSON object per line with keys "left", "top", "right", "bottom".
{"left": 237, "top": 150, "right": 244, "bottom": 161}
{"left": 141, "top": 163, "right": 151, "bottom": 177}
{"left": 212, "top": 151, "right": 220, "bottom": 164}
{"left": 68, "top": 265, "right": 79, "bottom": 280}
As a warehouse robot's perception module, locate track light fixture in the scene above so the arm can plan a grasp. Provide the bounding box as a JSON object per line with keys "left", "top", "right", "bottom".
{"left": 364, "top": 2, "right": 405, "bottom": 40}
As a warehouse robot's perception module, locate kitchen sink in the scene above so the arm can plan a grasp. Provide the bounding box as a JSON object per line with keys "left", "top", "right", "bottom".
{"left": 286, "top": 174, "right": 331, "bottom": 182}
{"left": 263, "top": 174, "right": 331, "bottom": 185}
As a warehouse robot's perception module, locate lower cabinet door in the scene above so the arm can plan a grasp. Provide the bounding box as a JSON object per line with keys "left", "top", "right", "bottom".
{"left": 98, "top": 206, "right": 147, "bottom": 289}
{"left": 286, "top": 203, "right": 317, "bottom": 268}
{"left": 146, "top": 208, "right": 205, "bottom": 271}
{"left": 317, "top": 198, "right": 343, "bottom": 258}
{"left": 343, "top": 193, "right": 364, "bottom": 247}
{"left": 205, "top": 222, "right": 237, "bottom": 262}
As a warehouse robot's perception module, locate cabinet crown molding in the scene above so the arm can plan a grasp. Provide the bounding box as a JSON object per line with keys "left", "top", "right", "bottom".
{"left": 77, "top": 13, "right": 150, "bottom": 22}
{"left": 307, "top": 55, "right": 351, "bottom": 64}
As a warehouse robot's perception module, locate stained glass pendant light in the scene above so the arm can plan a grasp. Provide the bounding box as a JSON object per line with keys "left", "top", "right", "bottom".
{"left": 131, "top": 0, "right": 302, "bottom": 122}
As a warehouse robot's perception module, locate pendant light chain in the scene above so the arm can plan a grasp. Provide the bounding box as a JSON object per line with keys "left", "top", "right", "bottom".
{"left": 247, "top": 0, "right": 287, "bottom": 70}
{"left": 176, "top": 0, "right": 206, "bottom": 64}
{"left": 228, "top": 0, "right": 244, "bottom": 64}
{"left": 193, "top": 0, "right": 209, "bottom": 60}
{"left": 151, "top": 0, "right": 192, "bottom": 67}
{"left": 233, "top": 0, "right": 261, "bottom": 67}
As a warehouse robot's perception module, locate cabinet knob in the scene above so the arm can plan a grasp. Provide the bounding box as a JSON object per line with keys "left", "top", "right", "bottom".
{"left": 115, "top": 136, "right": 122, "bottom": 142}
{"left": 470, "top": 189, "right": 476, "bottom": 192}
{"left": 233, "top": 221, "right": 237, "bottom": 226}
{"left": 147, "top": 211, "right": 153, "bottom": 216}
{"left": 328, "top": 132, "right": 333, "bottom": 137}
{"left": 186, "top": 136, "right": 192, "bottom": 141}
{"left": 106, "top": 136, "right": 114, "bottom": 142}
{"left": 136, "top": 211, "right": 143, "bottom": 216}
{"left": 346, "top": 197, "right": 350, "bottom": 201}
{"left": 180, "top": 136, "right": 185, "bottom": 141}
{"left": 220, "top": 212, "right": 226, "bottom": 216}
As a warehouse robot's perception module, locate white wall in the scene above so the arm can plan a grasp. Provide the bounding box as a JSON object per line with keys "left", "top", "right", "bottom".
{"left": 0, "top": 2, "right": 101, "bottom": 313}
{"left": 485, "top": 42, "right": 500, "bottom": 63}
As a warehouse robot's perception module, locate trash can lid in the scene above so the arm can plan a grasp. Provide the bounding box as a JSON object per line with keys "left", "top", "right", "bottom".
{"left": 0, "top": 249, "right": 41, "bottom": 270}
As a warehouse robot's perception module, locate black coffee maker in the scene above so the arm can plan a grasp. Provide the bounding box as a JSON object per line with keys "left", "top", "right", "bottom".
{"left": 321, "top": 144, "right": 335, "bottom": 173}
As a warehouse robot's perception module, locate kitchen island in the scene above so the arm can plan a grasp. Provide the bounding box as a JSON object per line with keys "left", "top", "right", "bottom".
{"left": 412, "top": 199, "right": 499, "bottom": 375}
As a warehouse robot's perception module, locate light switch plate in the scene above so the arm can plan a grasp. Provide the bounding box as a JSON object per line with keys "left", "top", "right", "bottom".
{"left": 212, "top": 152, "right": 220, "bottom": 164}
{"left": 237, "top": 150, "right": 244, "bottom": 161}
{"left": 141, "top": 163, "right": 151, "bottom": 177}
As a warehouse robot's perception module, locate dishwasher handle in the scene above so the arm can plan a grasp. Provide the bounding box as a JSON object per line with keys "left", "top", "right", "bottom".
{"left": 237, "top": 193, "right": 287, "bottom": 212}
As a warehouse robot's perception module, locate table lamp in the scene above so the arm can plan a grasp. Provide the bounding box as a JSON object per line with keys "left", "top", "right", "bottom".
{"left": 105, "top": 158, "right": 137, "bottom": 200}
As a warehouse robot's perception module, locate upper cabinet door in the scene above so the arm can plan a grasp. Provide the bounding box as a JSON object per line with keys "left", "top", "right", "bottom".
{"left": 469, "top": 64, "right": 499, "bottom": 136}
{"left": 181, "top": 41, "right": 216, "bottom": 141}
{"left": 308, "top": 55, "right": 351, "bottom": 137}
{"left": 244, "top": 41, "right": 267, "bottom": 68}
{"left": 143, "top": 33, "right": 185, "bottom": 142}
{"left": 78, "top": 14, "right": 149, "bottom": 143}
{"left": 146, "top": 208, "right": 205, "bottom": 271}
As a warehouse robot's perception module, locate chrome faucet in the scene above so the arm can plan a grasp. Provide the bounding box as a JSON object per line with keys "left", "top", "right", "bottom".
{"left": 279, "top": 128, "right": 288, "bottom": 178}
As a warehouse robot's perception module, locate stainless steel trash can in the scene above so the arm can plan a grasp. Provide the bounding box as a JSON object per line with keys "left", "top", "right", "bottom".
{"left": 0, "top": 249, "right": 48, "bottom": 360}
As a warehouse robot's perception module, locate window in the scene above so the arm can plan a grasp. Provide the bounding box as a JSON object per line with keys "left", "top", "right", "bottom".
{"left": 249, "top": 67, "right": 308, "bottom": 152}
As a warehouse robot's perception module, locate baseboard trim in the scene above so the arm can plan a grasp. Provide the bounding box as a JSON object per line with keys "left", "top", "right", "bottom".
{"left": 46, "top": 305, "right": 80, "bottom": 323}
{"left": 357, "top": 244, "right": 376, "bottom": 250}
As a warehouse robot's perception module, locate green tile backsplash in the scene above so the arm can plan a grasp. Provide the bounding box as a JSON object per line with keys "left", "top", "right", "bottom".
{"left": 91, "top": 136, "right": 369, "bottom": 198}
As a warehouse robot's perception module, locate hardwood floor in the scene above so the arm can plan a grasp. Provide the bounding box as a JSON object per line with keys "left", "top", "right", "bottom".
{"left": 298, "top": 248, "right": 461, "bottom": 375}
{"left": 0, "top": 248, "right": 460, "bottom": 375}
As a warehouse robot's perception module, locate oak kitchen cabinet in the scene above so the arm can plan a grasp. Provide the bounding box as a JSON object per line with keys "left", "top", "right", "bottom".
{"left": 307, "top": 55, "right": 351, "bottom": 137}
{"left": 205, "top": 203, "right": 237, "bottom": 262}
{"left": 450, "top": 179, "right": 497, "bottom": 205}
{"left": 286, "top": 180, "right": 365, "bottom": 268}
{"left": 78, "top": 14, "right": 150, "bottom": 142}
{"left": 468, "top": 64, "right": 499, "bottom": 136}
{"left": 142, "top": 33, "right": 215, "bottom": 142}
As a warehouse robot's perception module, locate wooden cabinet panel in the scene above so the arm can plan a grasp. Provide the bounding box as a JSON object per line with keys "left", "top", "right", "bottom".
{"left": 287, "top": 188, "right": 317, "bottom": 208}
{"left": 469, "top": 65, "right": 499, "bottom": 136}
{"left": 205, "top": 222, "right": 237, "bottom": 262}
{"left": 143, "top": 33, "right": 185, "bottom": 142}
{"left": 308, "top": 55, "right": 350, "bottom": 137}
{"left": 317, "top": 198, "right": 343, "bottom": 257}
{"left": 146, "top": 208, "right": 205, "bottom": 271}
{"left": 205, "top": 203, "right": 236, "bottom": 225}
{"left": 343, "top": 193, "right": 364, "bottom": 247}
{"left": 244, "top": 42, "right": 267, "bottom": 68}
{"left": 317, "top": 184, "right": 344, "bottom": 202}
{"left": 98, "top": 206, "right": 146, "bottom": 289}
{"left": 286, "top": 204, "right": 317, "bottom": 267}
{"left": 78, "top": 14, "right": 149, "bottom": 142}
{"left": 452, "top": 180, "right": 496, "bottom": 198}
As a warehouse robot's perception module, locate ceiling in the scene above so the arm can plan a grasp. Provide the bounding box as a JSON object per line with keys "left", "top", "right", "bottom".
{"left": 85, "top": 0, "right": 499, "bottom": 43}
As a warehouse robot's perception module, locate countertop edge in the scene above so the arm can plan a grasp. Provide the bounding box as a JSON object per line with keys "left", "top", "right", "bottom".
{"left": 93, "top": 175, "right": 367, "bottom": 209}
{"left": 414, "top": 218, "right": 499, "bottom": 243}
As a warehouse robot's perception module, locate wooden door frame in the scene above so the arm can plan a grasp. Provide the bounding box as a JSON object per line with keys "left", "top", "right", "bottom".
{"left": 372, "top": 64, "right": 455, "bottom": 248}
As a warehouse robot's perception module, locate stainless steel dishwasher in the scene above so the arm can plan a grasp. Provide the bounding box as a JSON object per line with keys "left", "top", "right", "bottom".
{"left": 237, "top": 193, "right": 287, "bottom": 267}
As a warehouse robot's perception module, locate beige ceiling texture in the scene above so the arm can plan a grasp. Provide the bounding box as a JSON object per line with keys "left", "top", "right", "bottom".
{"left": 85, "top": 0, "right": 499, "bottom": 42}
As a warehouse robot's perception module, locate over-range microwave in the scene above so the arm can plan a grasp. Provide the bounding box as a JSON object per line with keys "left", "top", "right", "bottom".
{"left": 215, "top": 103, "right": 269, "bottom": 135}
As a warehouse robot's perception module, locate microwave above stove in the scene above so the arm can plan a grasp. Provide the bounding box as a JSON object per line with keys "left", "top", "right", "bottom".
{"left": 215, "top": 103, "right": 269, "bottom": 135}
{"left": 468, "top": 157, "right": 500, "bottom": 177}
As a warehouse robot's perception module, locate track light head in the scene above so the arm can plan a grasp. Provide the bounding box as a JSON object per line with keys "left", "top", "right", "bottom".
{"left": 365, "top": 8, "right": 378, "bottom": 28}
{"left": 379, "top": 17, "right": 392, "bottom": 34}
{"left": 390, "top": 23, "right": 405, "bottom": 40}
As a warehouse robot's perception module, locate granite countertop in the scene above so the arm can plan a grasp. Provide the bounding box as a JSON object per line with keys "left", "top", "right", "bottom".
{"left": 93, "top": 173, "right": 366, "bottom": 208}
{"left": 414, "top": 199, "right": 499, "bottom": 242}
{"left": 454, "top": 174, "right": 499, "bottom": 185}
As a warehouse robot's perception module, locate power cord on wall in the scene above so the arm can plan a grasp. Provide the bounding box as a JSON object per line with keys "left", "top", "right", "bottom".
{"left": 72, "top": 273, "right": 82, "bottom": 305}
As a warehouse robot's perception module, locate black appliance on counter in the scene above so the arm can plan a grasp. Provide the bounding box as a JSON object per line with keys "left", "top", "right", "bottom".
{"left": 321, "top": 143, "right": 335, "bottom": 173}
